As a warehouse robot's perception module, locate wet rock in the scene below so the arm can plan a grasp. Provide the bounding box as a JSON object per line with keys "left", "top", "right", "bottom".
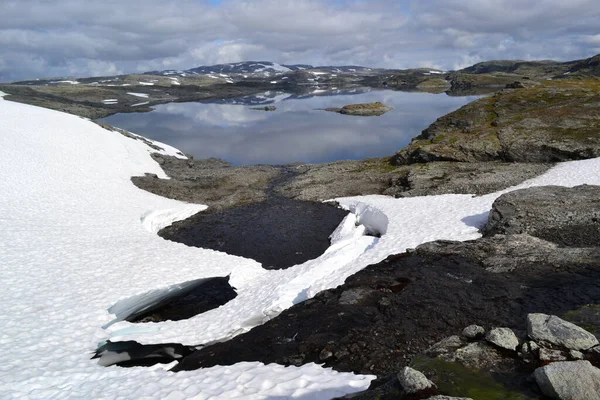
{"left": 443, "top": 342, "right": 511, "bottom": 371}
{"left": 461, "top": 325, "right": 485, "bottom": 340}
{"left": 396, "top": 367, "right": 435, "bottom": 394}
{"left": 527, "top": 313, "right": 599, "bottom": 350}
{"left": 159, "top": 195, "right": 348, "bottom": 270}
{"left": 485, "top": 327, "right": 519, "bottom": 351}
{"left": 534, "top": 360, "right": 600, "bottom": 400}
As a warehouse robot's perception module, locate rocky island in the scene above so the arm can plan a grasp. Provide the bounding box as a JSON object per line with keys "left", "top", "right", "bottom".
{"left": 324, "top": 101, "right": 393, "bottom": 116}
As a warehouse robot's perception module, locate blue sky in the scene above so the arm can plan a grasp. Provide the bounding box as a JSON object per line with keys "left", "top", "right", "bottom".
{"left": 0, "top": 0, "right": 599, "bottom": 81}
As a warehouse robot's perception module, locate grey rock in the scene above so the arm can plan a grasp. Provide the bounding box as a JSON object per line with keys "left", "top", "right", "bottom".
{"left": 528, "top": 313, "right": 599, "bottom": 350}
{"left": 569, "top": 350, "right": 584, "bottom": 360}
{"left": 319, "top": 348, "right": 333, "bottom": 361}
{"left": 338, "top": 288, "right": 374, "bottom": 305}
{"left": 425, "top": 335, "right": 465, "bottom": 357}
{"left": 539, "top": 348, "right": 568, "bottom": 362}
{"left": 534, "top": 360, "right": 600, "bottom": 400}
{"left": 462, "top": 325, "right": 485, "bottom": 340}
{"left": 415, "top": 233, "right": 600, "bottom": 274}
{"left": 485, "top": 327, "right": 519, "bottom": 351}
{"left": 396, "top": 367, "right": 435, "bottom": 394}
{"left": 440, "top": 341, "right": 519, "bottom": 372}
{"left": 482, "top": 185, "right": 600, "bottom": 248}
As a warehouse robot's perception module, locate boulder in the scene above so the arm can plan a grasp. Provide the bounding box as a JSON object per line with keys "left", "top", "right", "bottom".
{"left": 482, "top": 185, "right": 600, "bottom": 247}
{"left": 461, "top": 325, "right": 485, "bottom": 340}
{"left": 534, "top": 360, "right": 600, "bottom": 400}
{"left": 527, "top": 313, "right": 599, "bottom": 350}
{"left": 485, "top": 327, "right": 519, "bottom": 351}
{"left": 397, "top": 367, "right": 435, "bottom": 394}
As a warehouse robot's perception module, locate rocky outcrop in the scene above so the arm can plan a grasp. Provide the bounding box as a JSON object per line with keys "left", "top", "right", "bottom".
{"left": 392, "top": 80, "right": 600, "bottom": 165}
{"left": 482, "top": 185, "right": 600, "bottom": 247}
{"left": 324, "top": 102, "right": 392, "bottom": 116}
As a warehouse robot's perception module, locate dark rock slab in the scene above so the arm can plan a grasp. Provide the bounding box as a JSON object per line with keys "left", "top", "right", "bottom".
{"left": 173, "top": 233, "right": 600, "bottom": 375}
{"left": 128, "top": 276, "right": 237, "bottom": 323}
{"left": 159, "top": 197, "right": 348, "bottom": 270}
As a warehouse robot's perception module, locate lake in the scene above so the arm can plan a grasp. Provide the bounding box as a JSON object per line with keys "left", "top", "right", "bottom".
{"left": 101, "top": 89, "right": 479, "bottom": 165}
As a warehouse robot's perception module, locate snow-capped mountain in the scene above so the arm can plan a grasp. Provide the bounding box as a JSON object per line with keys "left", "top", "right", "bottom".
{"left": 145, "top": 61, "right": 374, "bottom": 77}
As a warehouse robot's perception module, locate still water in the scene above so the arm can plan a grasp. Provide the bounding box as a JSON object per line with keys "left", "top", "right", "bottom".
{"left": 101, "top": 89, "right": 479, "bottom": 165}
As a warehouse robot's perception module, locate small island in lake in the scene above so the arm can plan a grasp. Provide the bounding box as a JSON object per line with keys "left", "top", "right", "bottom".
{"left": 323, "top": 101, "right": 393, "bottom": 116}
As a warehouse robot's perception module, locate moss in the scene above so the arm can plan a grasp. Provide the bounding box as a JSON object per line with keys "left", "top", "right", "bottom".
{"left": 562, "top": 304, "right": 600, "bottom": 334}
{"left": 410, "top": 357, "right": 537, "bottom": 400}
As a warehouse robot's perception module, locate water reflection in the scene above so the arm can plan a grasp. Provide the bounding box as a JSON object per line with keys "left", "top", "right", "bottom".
{"left": 102, "top": 90, "right": 479, "bottom": 165}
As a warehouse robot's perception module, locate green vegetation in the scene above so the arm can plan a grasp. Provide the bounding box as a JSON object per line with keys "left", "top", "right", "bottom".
{"left": 411, "top": 357, "right": 537, "bottom": 400}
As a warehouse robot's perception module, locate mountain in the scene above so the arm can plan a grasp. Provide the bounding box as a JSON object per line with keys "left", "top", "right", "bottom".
{"left": 566, "top": 53, "right": 600, "bottom": 77}
{"left": 145, "top": 61, "right": 375, "bottom": 77}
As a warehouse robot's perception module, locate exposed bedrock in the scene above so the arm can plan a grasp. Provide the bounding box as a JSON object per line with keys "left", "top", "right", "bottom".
{"left": 482, "top": 184, "right": 600, "bottom": 247}
{"left": 174, "top": 186, "right": 600, "bottom": 384}
{"left": 392, "top": 80, "right": 600, "bottom": 165}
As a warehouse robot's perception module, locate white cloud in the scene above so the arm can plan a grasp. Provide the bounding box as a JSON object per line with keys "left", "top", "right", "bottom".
{"left": 0, "top": 0, "right": 598, "bottom": 81}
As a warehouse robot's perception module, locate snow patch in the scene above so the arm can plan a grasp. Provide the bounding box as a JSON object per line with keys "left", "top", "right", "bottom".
{"left": 138, "top": 82, "right": 154, "bottom": 86}
{"left": 127, "top": 92, "right": 149, "bottom": 98}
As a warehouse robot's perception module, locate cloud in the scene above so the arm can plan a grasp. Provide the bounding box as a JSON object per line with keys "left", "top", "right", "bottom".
{"left": 0, "top": 0, "right": 599, "bottom": 81}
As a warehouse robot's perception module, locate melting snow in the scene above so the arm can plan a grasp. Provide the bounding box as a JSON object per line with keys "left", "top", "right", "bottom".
{"left": 0, "top": 98, "right": 373, "bottom": 399}
{"left": 127, "top": 92, "right": 149, "bottom": 98}
{"left": 3, "top": 93, "right": 600, "bottom": 398}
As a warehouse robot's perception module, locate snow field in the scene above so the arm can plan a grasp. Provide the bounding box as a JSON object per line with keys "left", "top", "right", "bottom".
{"left": 0, "top": 98, "right": 373, "bottom": 398}
{"left": 3, "top": 91, "right": 600, "bottom": 399}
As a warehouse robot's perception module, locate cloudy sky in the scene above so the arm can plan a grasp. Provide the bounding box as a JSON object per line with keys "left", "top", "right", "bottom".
{"left": 1, "top": 0, "right": 599, "bottom": 81}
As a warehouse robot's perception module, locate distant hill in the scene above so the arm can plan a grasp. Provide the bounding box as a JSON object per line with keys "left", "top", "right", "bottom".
{"left": 145, "top": 61, "right": 375, "bottom": 77}
{"left": 459, "top": 53, "right": 600, "bottom": 78}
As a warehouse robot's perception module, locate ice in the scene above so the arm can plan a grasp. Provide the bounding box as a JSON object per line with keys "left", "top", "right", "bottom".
{"left": 127, "top": 92, "right": 149, "bottom": 98}
{"left": 3, "top": 93, "right": 600, "bottom": 398}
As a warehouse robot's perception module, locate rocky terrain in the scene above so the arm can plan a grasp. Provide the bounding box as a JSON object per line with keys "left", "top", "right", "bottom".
{"left": 324, "top": 101, "right": 393, "bottom": 116}
{"left": 6, "top": 54, "right": 600, "bottom": 398}
{"left": 172, "top": 185, "right": 600, "bottom": 399}
{"left": 1, "top": 53, "right": 597, "bottom": 120}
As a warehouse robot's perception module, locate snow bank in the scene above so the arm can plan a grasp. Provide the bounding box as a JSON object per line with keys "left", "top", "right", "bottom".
{"left": 127, "top": 92, "right": 149, "bottom": 98}
{"left": 3, "top": 94, "right": 600, "bottom": 399}
{"left": 0, "top": 99, "right": 373, "bottom": 398}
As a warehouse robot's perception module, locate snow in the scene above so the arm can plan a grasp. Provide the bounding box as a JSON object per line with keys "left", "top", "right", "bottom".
{"left": 0, "top": 98, "right": 373, "bottom": 399}
{"left": 127, "top": 92, "right": 149, "bottom": 98}
{"left": 3, "top": 94, "right": 600, "bottom": 399}
{"left": 138, "top": 82, "right": 154, "bottom": 86}
{"left": 52, "top": 80, "right": 80, "bottom": 85}
{"left": 428, "top": 70, "right": 444, "bottom": 74}
{"left": 131, "top": 101, "right": 150, "bottom": 107}
{"left": 102, "top": 99, "right": 118, "bottom": 104}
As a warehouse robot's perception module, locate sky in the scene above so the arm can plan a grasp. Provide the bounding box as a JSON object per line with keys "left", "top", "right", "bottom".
{"left": 1, "top": 0, "right": 599, "bottom": 81}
